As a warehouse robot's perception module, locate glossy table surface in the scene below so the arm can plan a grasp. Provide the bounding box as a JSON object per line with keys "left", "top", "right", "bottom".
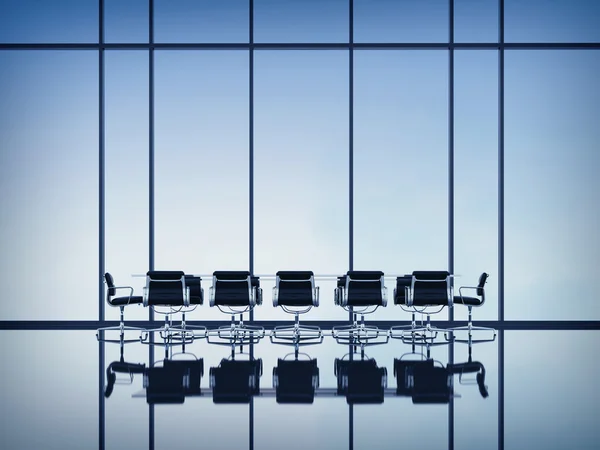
{"left": 0, "top": 329, "right": 599, "bottom": 450}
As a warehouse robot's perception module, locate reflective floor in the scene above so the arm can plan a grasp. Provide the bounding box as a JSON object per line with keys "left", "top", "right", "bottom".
{"left": 0, "top": 329, "right": 599, "bottom": 450}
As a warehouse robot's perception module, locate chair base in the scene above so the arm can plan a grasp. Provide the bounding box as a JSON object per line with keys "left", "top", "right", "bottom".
{"left": 168, "top": 324, "right": 208, "bottom": 341}
{"left": 207, "top": 324, "right": 265, "bottom": 346}
{"left": 332, "top": 324, "right": 389, "bottom": 346}
{"left": 140, "top": 326, "right": 196, "bottom": 346}
{"left": 446, "top": 325, "right": 497, "bottom": 343}
{"left": 270, "top": 324, "right": 323, "bottom": 346}
{"left": 388, "top": 324, "right": 438, "bottom": 342}
{"left": 96, "top": 325, "right": 146, "bottom": 343}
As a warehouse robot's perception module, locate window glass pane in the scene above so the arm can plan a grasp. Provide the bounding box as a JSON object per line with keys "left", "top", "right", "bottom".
{"left": 255, "top": 338, "right": 348, "bottom": 448}
{"left": 154, "top": 50, "right": 249, "bottom": 321}
{"left": 505, "top": 331, "right": 600, "bottom": 448}
{"left": 454, "top": 339, "right": 499, "bottom": 449}
{"left": 0, "top": 50, "right": 98, "bottom": 320}
{"left": 354, "top": 343, "right": 449, "bottom": 448}
{"left": 505, "top": 0, "right": 600, "bottom": 43}
{"left": 105, "top": 0, "right": 148, "bottom": 43}
{"left": 0, "top": 0, "right": 98, "bottom": 43}
{"left": 254, "top": 0, "right": 348, "bottom": 43}
{"left": 354, "top": 50, "right": 448, "bottom": 321}
{"left": 454, "top": 0, "right": 498, "bottom": 43}
{"left": 104, "top": 340, "right": 149, "bottom": 449}
{"left": 454, "top": 50, "right": 498, "bottom": 321}
{"left": 105, "top": 51, "right": 149, "bottom": 321}
{"left": 354, "top": 0, "right": 449, "bottom": 43}
{"left": 0, "top": 331, "right": 98, "bottom": 448}
{"left": 505, "top": 50, "right": 600, "bottom": 320}
{"left": 254, "top": 50, "right": 349, "bottom": 321}
{"left": 153, "top": 342, "right": 249, "bottom": 448}
{"left": 154, "top": 0, "right": 248, "bottom": 43}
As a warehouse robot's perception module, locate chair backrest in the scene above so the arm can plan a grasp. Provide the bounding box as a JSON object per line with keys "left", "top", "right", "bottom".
{"left": 185, "top": 275, "right": 203, "bottom": 305}
{"left": 146, "top": 271, "right": 186, "bottom": 306}
{"left": 274, "top": 358, "right": 319, "bottom": 404}
{"left": 275, "top": 271, "right": 316, "bottom": 307}
{"left": 211, "top": 358, "right": 262, "bottom": 403}
{"left": 145, "top": 365, "right": 187, "bottom": 404}
{"left": 164, "top": 359, "right": 204, "bottom": 395}
{"left": 477, "top": 272, "right": 489, "bottom": 299}
{"left": 411, "top": 362, "right": 452, "bottom": 404}
{"left": 345, "top": 271, "right": 385, "bottom": 307}
{"left": 393, "top": 358, "right": 434, "bottom": 397}
{"left": 411, "top": 271, "right": 451, "bottom": 307}
{"left": 104, "top": 272, "right": 116, "bottom": 297}
{"left": 212, "top": 271, "right": 254, "bottom": 307}
{"left": 336, "top": 358, "right": 386, "bottom": 404}
{"left": 394, "top": 275, "right": 412, "bottom": 305}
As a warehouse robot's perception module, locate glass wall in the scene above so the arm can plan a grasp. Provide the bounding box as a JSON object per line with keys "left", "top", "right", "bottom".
{"left": 0, "top": 50, "right": 99, "bottom": 320}
{"left": 0, "top": 4, "right": 598, "bottom": 322}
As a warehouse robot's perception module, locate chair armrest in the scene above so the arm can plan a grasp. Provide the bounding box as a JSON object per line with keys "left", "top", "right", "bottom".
{"left": 314, "top": 286, "right": 320, "bottom": 307}
{"left": 458, "top": 286, "right": 484, "bottom": 306}
{"left": 109, "top": 286, "right": 135, "bottom": 305}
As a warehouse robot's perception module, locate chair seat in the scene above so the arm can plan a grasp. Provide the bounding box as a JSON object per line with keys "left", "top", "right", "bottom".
{"left": 453, "top": 295, "right": 482, "bottom": 306}
{"left": 109, "top": 295, "right": 143, "bottom": 306}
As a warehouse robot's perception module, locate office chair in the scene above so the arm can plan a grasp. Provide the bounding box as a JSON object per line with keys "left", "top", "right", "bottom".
{"left": 448, "top": 272, "right": 496, "bottom": 342}
{"left": 167, "top": 275, "right": 207, "bottom": 341}
{"left": 391, "top": 271, "right": 453, "bottom": 342}
{"left": 273, "top": 353, "right": 319, "bottom": 404}
{"left": 207, "top": 271, "right": 264, "bottom": 345}
{"left": 332, "top": 271, "right": 388, "bottom": 345}
{"left": 141, "top": 271, "right": 191, "bottom": 344}
{"left": 210, "top": 354, "right": 263, "bottom": 403}
{"left": 270, "top": 271, "right": 323, "bottom": 346}
{"left": 335, "top": 354, "right": 387, "bottom": 404}
{"left": 388, "top": 274, "right": 422, "bottom": 339}
{"left": 97, "top": 272, "right": 145, "bottom": 343}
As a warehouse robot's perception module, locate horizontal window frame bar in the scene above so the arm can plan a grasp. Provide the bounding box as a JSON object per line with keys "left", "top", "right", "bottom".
{"left": 2, "top": 320, "right": 600, "bottom": 330}
{"left": 0, "top": 42, "right": 599, "bottom": 50}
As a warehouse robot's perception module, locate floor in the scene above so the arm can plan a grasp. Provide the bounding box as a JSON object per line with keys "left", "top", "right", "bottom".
{"left": 0, "top": 327, "right": 598, "bottom": 450}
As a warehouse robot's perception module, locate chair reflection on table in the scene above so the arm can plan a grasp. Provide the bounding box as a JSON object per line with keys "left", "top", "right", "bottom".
{"left": 210, "top": 349, "right": 263, "bottom": 404}
{"left": 273, "top": 350, "right": 319, "bottom": 404}
{"left": 207, "top": 271, "right": 265, "bottom": 346}
{"left": 335, "top": 349, "right": 387, "bottom": 404}
{"left": 144, "top": 353, "right": 204, "bottom": 405}
{"left": 394, "top": 338, "right": 488, "bottom": 404}
{"left": 104, "top": 341, "right": 146, "bottom": 398}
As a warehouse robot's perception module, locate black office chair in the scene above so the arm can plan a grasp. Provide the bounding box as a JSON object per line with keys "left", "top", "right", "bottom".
{"left": 168, "top": 275, "right": 207, "bottom": 341}
{"left": 141, "top": 271, "right": 191, "bottom": 344}
{"left": 332, "top": 271, "right": 388, "bottom": 344}
{"left": 207, "top": 271, "right": 264, "bottom": 345}
{"left": 335, "top": 355, "right": 387, "bottom": 404}
{"left": 270, "top": 271, "right": 323, "bottom": 346}
{"left": 392, "top": 271, "right": 453, "bottom": 342}
{"left": 273, "top": 354, "right": 319, "bottom": 404}
{"left": 210, "top": 355, "right": 263, "bottom": 404}
{"left": 388, "top": 274, "right": 421, "bottom": 339}
{"left": 448, "top": 272, "right": 496, "bottom": 342}
{"left": 97, "top": 272, "right": 145, "bottom": 343}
